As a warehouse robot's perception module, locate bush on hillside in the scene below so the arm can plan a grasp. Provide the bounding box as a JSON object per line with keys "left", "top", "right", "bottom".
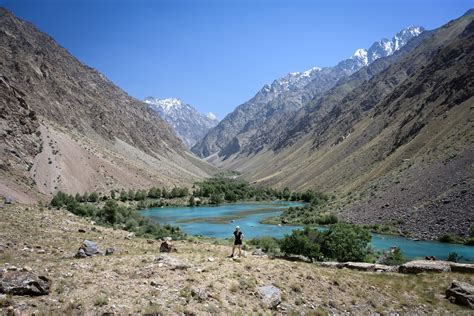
{"left": 280, "top": 227, "right": 323, "bottom": 261}
{"left": 280, "top": 224, "right": 372, "bottom": 262}
{"left": 248, "top": 236, "right": 280, "bottom": 255}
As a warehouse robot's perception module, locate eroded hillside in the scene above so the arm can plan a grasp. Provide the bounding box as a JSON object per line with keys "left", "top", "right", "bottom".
{"left": 0, "top": 8, "right": 215, "bottom": 203}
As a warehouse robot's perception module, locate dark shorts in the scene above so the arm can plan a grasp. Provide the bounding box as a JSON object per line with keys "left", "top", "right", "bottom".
{"left": 234, "top": 240, "right": 242, "bottom": 245}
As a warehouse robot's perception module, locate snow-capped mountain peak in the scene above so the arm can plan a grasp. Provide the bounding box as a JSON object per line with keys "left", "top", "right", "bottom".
{"left": 207, "top": 112, "right": 217, "bottom": 120}
{"left": 144, "top": 97, "right": 187, "bottom": 114}
{"left": 351, "top": 26, "right": 425, "bottom": 65}
{"left": 352, "top": 48, "right": 369, "bottom": 65}
{"left": 144, "top": 96, "right": 219, "bottom": 148}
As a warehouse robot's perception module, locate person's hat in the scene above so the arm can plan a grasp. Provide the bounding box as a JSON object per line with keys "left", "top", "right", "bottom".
{"left": 236, "top": 226, "right": 240, "bottom": 229}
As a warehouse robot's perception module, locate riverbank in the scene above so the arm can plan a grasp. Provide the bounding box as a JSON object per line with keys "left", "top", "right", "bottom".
{"left": 1, "top": 204, "right": 473, "bottom": 314}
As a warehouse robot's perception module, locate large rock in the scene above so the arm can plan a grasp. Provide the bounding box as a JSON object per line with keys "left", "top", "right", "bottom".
{"left": 0, "top": 269, "right": 50, "bottom": 296}
{"left": 75, "top": 240, "right": 100, "bottom": 258}
{"left": 450, "top": 262, "right": 474, "bottom": 273}
{"left": 446, "top": 280, "right": 474, "bottom": 309}
{"left": 258, "top": 285, "right": 281, "bottom": 309}
{"left": 343, "top": 262, "right": 398, "bottom": 272}
{"left": 399, "top": 260, "right": 451, "bottom": 274}
{"left": 160, "top": 241, "right": 176, "bottom": 253}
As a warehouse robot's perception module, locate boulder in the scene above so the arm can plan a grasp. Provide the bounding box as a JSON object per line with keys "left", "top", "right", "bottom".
{"left": 450, "top": 262, "right": 474, "bottom": 274}
{"left": 342, "top": 262, "right": 397, "bottom": 272}
{"left": 154, "top": 254, "right": 190, "bottom": 270}
{"left": 258, "top": 285, "right": 281, "bottom": 309}
{"left": 344, "top": 262, "right": 377, "bottom": 271}
{"left": 0, "top": 270, "right": 50, "bottom": 296}
{"left": 75, "top": 240, "right": 100, "bottom": 258}
{"left": 446, "top": 280, "right": 474, "bottom": 308}
{"left": 160, "top": 241, "right": 176, "bottom": 253}
{"left": 399, "top": 260, "right": 451, "bottom": 274}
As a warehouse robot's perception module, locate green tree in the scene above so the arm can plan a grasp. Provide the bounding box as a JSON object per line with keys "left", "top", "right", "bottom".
{"left": 110, "top": 190, "right": 116, "bottom": 200}
{"left": 102, "top": 200, "right": 119, "bottom": 224}
{"left": 119, "top": 189, "right": 128, "bottom": 202}
{"left": 280, "top": 228, "right": 322, "bottom": 261}
{"left": 127, "top": 189, "right": 135, "bottom": 201}
{"left": 210, "top": 193, "right": 223, "bottom": 205}
{"left": 75, "top": 193, "right": 83, "bottom": 203}
{"left": 321, "top": 223, "right": 371, "bottom": 262}
{"left": 88, "top": 192, "right": 99, "bottom": 203}
{"left": 189, "top": 196, "right": 196, "bottom": 207}
{"left": 282, "top": 187, "right": 291, "bottom": 200}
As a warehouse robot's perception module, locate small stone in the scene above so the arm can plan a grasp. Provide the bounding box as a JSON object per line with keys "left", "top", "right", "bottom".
{"left": 105, "top": 247, "right": 115, "bottom": 256}
{"left": 208, "top": 257, "right": 215, "bottom": 262}
{"left": 160, "top": 241, "right": 176, "bottom": 253}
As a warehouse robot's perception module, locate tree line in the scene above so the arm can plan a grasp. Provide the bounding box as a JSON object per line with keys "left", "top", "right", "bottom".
{"left": 50, "top": 191, "right": 183, "bottom": 240}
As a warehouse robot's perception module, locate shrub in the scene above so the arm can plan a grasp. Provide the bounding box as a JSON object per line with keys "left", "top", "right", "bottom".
{"left": 88, "top": 192, "right": 99, "bottom": 203}
{"left": 438, "top": 233, "right": 462, "bottom": 244}
{"left": 447, "top": 252, "right": 463, "bottom": 262}
{"left": 249, "top": 236, "right": 280, "bottom": 255}
{"left": 321, "top": 223, "right": 371, "bottom": 262}
{"left": 280, "top": 228, "right": 322, "bottom": 261}
{"left": 378, "top": 247, "right": 405, "bottom": 266}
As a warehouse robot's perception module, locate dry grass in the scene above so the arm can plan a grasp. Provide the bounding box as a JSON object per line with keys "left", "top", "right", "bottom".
{"left": 0, "top": 204, "right": 472, "bottom": 314}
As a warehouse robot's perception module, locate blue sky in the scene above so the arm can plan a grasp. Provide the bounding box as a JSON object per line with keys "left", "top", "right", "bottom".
{"left": 2, "top": 0, "right": 472, "bottom": 118}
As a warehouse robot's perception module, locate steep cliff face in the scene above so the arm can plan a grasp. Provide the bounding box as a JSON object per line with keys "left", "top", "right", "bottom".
{"left": 0, "top": 8, "right": 215, "bottom": 203}
{"left": 218, "top": 11, "right": 474, "bottom": 239}
{"left": 192, "top": 26, "right": 424, "bottom": 159}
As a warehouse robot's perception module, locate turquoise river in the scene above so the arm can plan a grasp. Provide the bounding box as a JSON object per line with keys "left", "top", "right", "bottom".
{"left": 140, "top": 201, "right": 473, "bottom": 262}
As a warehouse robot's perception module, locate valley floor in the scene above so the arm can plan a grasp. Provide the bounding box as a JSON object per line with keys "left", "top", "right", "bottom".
{"left": 0, "top": 205, "right": 473, "bottom": 315}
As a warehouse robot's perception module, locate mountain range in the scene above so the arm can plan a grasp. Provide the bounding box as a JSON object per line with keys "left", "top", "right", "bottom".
{"left": 1, "top": 6, "right": 472, "bottom": 239}
{"left": 193, "top": 11, "right": 474, "bottom": 239}
{"left": 191, "top": 25, "right": 424, "bottom": 158}
{"left": 144, "top": 97, "right": 219, "bottom": 148}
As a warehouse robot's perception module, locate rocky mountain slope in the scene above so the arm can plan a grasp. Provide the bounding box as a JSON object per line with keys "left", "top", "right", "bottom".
{"left": 0, "top": 8, "right": 215, "bottom": 203}
{"left": 144, "top": 97, "right": 218, "bottom": 148}
{"left": 192, "top": 26, "right": 424, "bottom": 159}
{"left": 216, "top": 11, "right": 474, "bottom": 239}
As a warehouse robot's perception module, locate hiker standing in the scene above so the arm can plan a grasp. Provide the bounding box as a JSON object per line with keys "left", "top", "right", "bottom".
{"left": 230, "top": 226, "right": 244, "bottom": 257}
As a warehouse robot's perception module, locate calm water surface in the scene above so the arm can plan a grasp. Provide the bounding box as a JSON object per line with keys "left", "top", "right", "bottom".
{"left": 140, "top": 201, "right": 473, "bottom": 262}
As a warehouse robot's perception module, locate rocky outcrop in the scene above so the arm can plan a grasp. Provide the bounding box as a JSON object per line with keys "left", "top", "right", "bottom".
{"left": 0, "top": 268, "right": 50, "bottom": 296}
{"left": 399, "top": 260, "right": 451, "bottom": 274}
{"left": 446, "top": 280, "right": 474, "bottom": 309}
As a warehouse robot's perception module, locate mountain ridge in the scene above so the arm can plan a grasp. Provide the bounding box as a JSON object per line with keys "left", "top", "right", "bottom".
{"left": 192, "top": 25, "right": 424, "bottom": 158}
{"left": 144, "top": 97, "right": 219, "bottom": 148}
{"left": 0, "top": 8, "right": 215, "bottom": 203}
